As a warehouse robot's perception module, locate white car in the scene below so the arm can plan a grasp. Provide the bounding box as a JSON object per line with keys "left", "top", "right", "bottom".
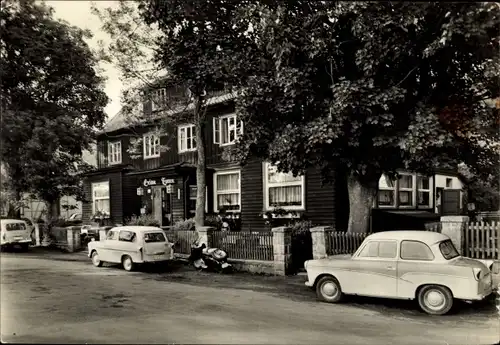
{"left": 0, "top": 219, "right": 32, "bottom": 250}
{"left": 304, "top": 231, "right": 493, "bottom": 315}
{"left": 87, "top": 226, "right": 175, "bottom": 271}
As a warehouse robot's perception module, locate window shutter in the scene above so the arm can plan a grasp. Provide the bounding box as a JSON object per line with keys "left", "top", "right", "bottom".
{"left": 213, "top": 117, "right": 220, "bottom": 144}
{"left": 238, "top": 120, "right": 244, "bottom": 136}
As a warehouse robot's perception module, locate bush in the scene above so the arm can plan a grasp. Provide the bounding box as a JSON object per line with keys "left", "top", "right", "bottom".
{"left": 288, "top": 220, "right": 313, "bottom": 234}
{"left": 172, "top": 218, "right": 196, "bottom": 231}
{"left": 125, "top": 214, "right": 160, "bottom": 227}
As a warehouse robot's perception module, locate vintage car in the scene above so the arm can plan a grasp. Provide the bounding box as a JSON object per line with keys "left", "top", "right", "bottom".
{"left": 304, "top": 231, "right": 493, "bottom": 315}
{"left": 87, "top": 226, "right": 175, "bottom": 271}
{"left": 0, "top": 219, "right": 32, "bottom": 250}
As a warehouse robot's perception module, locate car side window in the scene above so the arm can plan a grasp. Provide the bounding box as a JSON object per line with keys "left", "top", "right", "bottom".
{"left": 358, "top": 242, "right": 379, "bottom": 258}
{"left": 358, "top": 241, "right": 397, "bottom": 259}
{"left": 106, "top": 231, "right": 118, "bottom": 241}
{"left": 119, "top": 230, "right": 136, "bottom": 242}
{"left": 400, "top": 240, "right": 435, "bottom": 261}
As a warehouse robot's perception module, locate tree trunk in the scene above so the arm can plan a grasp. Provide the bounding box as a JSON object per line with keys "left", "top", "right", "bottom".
{"left": 194, "top": 96, "right": 206, "bottom": 230}
{"left": 347, "top": 173, "right": 379, "bottom": 233}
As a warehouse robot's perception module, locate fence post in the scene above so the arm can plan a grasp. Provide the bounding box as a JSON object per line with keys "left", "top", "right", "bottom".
{"left": 440, "top": 216, "right": 469, "bottom": 255}
{"left": 99, "top": 227, "right": 108, "bottom": 241}
{"left": 310, "top": 226, "right": 333, "bottom": 259}
{"left": 66, "top": 227, "right": 75, "bottom": 252}
{"left": 272, "top": 226, "right": 292, "bottom": 276}
{"left": 197, "top": 226, "right": 215, "bottom": 247}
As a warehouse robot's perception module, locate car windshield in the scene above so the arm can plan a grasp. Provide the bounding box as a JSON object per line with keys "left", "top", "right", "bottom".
{"left": 144, "top": 232, "right": 166, "bottom": 243}
{"left": 5, "top": 223, "right": 26, "bottom": 231}
{"left": 439, "top": 240, "right": 459, "bottom": 260}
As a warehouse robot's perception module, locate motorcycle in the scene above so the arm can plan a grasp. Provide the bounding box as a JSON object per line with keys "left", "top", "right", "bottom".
{"left": 189, "top": 241, "right": 232, "bottom": 273}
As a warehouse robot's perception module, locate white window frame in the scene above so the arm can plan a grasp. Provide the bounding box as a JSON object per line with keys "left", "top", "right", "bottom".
{"left": 108, "top": 141, "right": 122, "bottom": 165}
{"left": 377, "top": 174, "right": 396, "bottom": 208}
{"left": 143, "top": 133, "right": 160, "bottom": 159}
{"left": 151, "top": 88, "right": 167, "bottom": 112}
{"left": 213, "top": 169, "right": 241, "bottom": 212}
{"left": 189, "top": 185, "right": 208, "bottom": 213}
{"left": 263, "top": 162, "right": 305, "bottom": 211}
{"left": 213, "top": 113, "right": 243, "bottom": 146}
{"left": 178, "top": 124, "right": 197, "bottom": 153}
{"left": 417, "top": 175, "right": 433, "bottom": 208}
{"left": 91, "top": 181, "right": 110, "bottom": 217}
{"left": 398, "top": 173, "right": 415, "bottom": 208}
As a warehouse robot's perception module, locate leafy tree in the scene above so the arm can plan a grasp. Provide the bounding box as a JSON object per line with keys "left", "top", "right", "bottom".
{"left": 1, "top": 0, "right": 108, "bottom": 219}
{"left": 93, "top": 0, "right": 255, "bottom": 228}
{"left": 233, "top": 2, "right": 500, "bottom": 232}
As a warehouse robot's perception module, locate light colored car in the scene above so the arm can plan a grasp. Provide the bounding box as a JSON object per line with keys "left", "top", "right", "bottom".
{"left": 0, "top": 219, "right": 32, "bottom": 250}
{"left": 87, "top": 226, "right": 175, "bottom": 271}
{"left": 304, "top": 231, "right": 493, "bottom": 315}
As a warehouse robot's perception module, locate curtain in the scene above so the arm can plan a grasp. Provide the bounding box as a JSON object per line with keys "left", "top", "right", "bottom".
{"left": 269, "top": 186, "right": 302, "bottom": 207}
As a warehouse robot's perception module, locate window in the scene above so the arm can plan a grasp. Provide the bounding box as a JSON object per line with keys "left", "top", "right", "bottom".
{"left": 400, "top": 240, "right": 435, "bottom": 261}
{"left": 263, "top": 163, "right": 305, "bottom": 210}
{"left": 213, "top": 114, "right": 243, "bottom": 146}
{"left": 151, "top": 88, "right": 167, "bottom": 111}
{"left": 143, "top": 133, "right": 160, "bottom": 159}
{"left": 106, "top": 230, "right": 118, "bottom": 241}
{"left": 118, "top": 231, "right": 136, "bottom": 242}
{"left": 214, "top": 170, "right": 241, "bottom": 212}
{"left": 144, "top": 232, "right": 166, "bottom": 243}
{"left": 417, "top": 176, "right": 431, "bottom": 208}
{"left": 189, "top": 185, "right": 208, "bottom": 215}
{"left": 358, "top": 241, "right": 397, "bottom": 258}
{"left": 398, "top": 174, "right": 414, "bottom": 206}
{"left": 108, "top": 141, "right": 122, "bottom": 165}
{"left": 92, "top": 181, "right": 110, "bottom": 217}
{"left": 378, "top": 175, "right": 396, "bottom": 206}
{"left": 439, "top": 240, "right": 459, "bottom": 260}
{"left": 446, "top": 178, "right": 453, "bottom": 188}
{"left": 178, "top": 125, "right": 196, "bottom": 153}
{"left": 5, "top": 223, "right": 26, "bottom": 231}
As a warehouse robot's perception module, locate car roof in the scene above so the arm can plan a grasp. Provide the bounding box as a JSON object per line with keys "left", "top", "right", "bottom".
{"left": 109, "top": 226, "right": 164, "bottom": 233}
{"left": 0, "top": 219, "right": 27, "bottom": 223}
{"left": 366, "top": 230, "right": 449, "bottom": 244}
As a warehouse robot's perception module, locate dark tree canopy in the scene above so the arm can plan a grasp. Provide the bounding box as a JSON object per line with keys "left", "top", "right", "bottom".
{"left": 1, "top": 0, "right": 108, "bottom": 210}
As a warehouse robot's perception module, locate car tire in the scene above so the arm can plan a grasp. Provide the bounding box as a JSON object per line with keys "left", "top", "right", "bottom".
{"left": 316, "top": 276, "right": 343, "bottom": 303}
{"left": 91, "top": 251, "right": 103, "bottom": 267}
{"left": 417, "top": 285, "right": 453, "bottom": 315}
{"left": 122, "top": 255, "right": 134, "bottom": 272}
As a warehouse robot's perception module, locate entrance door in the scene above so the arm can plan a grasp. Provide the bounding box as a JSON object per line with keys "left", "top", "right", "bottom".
{"left": 161, "top": 187, "right": 172, "bottom": 226}
{"left": 152, "top": 186, "right": 164, "bottom": 226}
{"left": 441, "top": 189, "right": 461, "bottom": 215}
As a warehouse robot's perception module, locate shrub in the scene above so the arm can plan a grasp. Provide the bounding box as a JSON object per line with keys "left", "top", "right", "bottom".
{"left": 125, "top": 214, "right": 160, "bottom": 227}
{"left": 172, "top": 218, "right": 196, "bottom": 231}
{"left": 288, "top": 220, "right": 313, "bottom": 234}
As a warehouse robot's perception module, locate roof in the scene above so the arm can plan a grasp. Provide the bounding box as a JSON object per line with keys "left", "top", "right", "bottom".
{"left": 110, "top": 226, "right": 164, "bottom": 233}
{"left": 98, "top": 91, "right": 237, "bottom": 135}
{"left": 366, "top": 231, "right": 449, "bottom": 244}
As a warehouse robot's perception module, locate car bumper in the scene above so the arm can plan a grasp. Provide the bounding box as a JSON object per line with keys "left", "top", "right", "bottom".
{"left": 2, "top": 240, "right": 31, "bottom": 245}
{"left": 305, "top": 280, "right": 313, "bottom": 287}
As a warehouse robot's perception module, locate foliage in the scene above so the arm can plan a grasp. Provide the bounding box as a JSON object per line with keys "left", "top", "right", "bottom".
{"left": 287, "top": 220, "right": 313, "bottom": 234}
{"left": 459, "top": 163, "right": 500, "bottom": 212}
{"left": 172, "top": 218, "right": 196, "bottom": 231}
{"left": 232, "top": 1, "right": 500, "bottom": 232}
{"left": 125, "top": 214, "right": 161, "bottom": 227}
{"left": 1, "top": 0, "right": 108, "bottom": 212}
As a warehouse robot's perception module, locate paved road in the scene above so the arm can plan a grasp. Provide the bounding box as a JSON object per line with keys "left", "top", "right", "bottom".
{"left": 1, "top": 250, "right": 499, "bottom": 344}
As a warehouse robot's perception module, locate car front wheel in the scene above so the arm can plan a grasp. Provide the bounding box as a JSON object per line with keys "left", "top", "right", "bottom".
{"left": 316, "top": 276, "right": 343, "bottom": 303}
{"left": 91, "top": 251, "right": 103, "bottom": 267}
{"left": 417, "top": 285, "right": 453, "bottom": 315}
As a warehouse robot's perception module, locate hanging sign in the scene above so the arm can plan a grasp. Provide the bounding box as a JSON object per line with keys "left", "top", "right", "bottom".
{"left": 166, "top": 185, "right": 173, "bottom": 193}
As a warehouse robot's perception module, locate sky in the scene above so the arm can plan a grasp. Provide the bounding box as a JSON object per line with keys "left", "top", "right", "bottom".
{"left": 45, "top": 0, "right": 123, "bottom": 120}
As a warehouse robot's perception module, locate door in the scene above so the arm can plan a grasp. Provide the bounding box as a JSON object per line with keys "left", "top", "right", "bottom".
{"left": 143, "top": 231, "right": 172, "bottom": 261}
{"left": 441, "top": 189, "right": 461, "bottom": 215}
{"left": 351, "top": 240, "right": 399, "bottom": 298}
{"left": 101, "top": 230, "right": 119, "bottom": 262}
{"left": 152, "top": 186, "right": 163, "bottom": 226}
{"left": 397, "top": 240, "right": 436, "bottom": 298}
{"left": 161, "top": 187, "right": 172, "bottom": 226}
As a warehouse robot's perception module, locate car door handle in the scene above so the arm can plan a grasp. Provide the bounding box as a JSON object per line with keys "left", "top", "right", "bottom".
{"left": 386, "top": 266, "right": 396, "bottom": 271}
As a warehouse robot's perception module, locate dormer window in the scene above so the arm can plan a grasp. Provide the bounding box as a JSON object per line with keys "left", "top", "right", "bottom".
{"left": 151, "top": 88, "right": 167, "bottom": 111}
{"left": 108, "top": 141, "right": 122, "bottom": 165}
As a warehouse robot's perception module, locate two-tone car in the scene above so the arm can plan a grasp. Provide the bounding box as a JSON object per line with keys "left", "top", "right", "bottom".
{"left": 88, "top": 226, "right": 175, "bottom": 271}
{"left": 304, "top": 231, "right": 493, "bottom": 315}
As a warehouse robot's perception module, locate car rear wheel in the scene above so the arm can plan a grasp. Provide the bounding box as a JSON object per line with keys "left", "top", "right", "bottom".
{"left": 122, "top": 255, "right": 134, "bottom": 272}
{"left": 91, "top": 251, "right": 103, "bottom": 267}
{"left": 316, "top": 276, "right": 343, "bottom": 303}
{"left": 418, "top": 285, "right": 453, "bottom": 315}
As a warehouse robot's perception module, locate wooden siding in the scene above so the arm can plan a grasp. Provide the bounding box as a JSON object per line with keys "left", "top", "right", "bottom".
{"left": 305, "top": 167, "right": 336, "bottom": 228}
{"left": 122, "top": 174, "right": 142, "bottom": 221}
{"left": 241, "top": 158, "right": 265, "bottom": 231}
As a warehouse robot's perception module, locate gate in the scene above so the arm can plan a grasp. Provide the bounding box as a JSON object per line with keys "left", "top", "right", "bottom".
{"left": 290, "top": 229, "right": 313, "bottom": 274}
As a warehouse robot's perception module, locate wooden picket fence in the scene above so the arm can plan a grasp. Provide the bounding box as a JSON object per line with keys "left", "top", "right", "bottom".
{"left": 464, "top": 221, "right": 500, "bottom": 260}
{"left": 163, "top": 230, "right": 198, "bottom": 255}
{"left": 326, "top": 231, "right": 371, "bottom": 255}
{"left": 212, "top": 231, "right": 274, "bottom": 261}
